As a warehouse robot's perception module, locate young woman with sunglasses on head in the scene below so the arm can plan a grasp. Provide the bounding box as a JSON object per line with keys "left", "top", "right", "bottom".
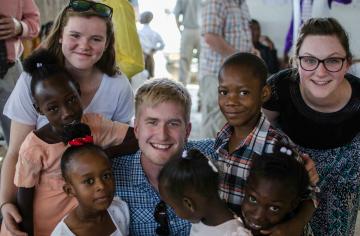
{"left": 263, "top": 17, "right": 360, "bottom": 236}
{"left": 0, "top": 1, "right": 134, "bottom": 235}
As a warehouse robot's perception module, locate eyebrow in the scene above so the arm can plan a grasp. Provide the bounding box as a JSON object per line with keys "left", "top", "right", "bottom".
{"left": 301, "top": 52, "right": 346, "bottom": 58}
{"left": 68, "top": 30, "right": 105, "bottom": 38}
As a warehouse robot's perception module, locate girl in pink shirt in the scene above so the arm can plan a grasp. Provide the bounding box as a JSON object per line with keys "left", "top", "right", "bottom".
{"left": 0, "top": 49, "right": 133, "bottom": 236}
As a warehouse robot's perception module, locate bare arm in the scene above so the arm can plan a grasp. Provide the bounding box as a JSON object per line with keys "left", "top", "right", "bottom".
{"left": 261, "top": 200, "right": 315, "bottom": 236}
{"left": 203, "top": 33, "right": 237, "bottom": 57}
{"left": 104, "top": 127, "right": 139, "bottom": 158}
{"left": 0, "top": 121, "right": 34, "bottom": 236}
{"left": 17, "top": 187, "right": 34, "bottom": 236}
{"left": 262, "top": 108, "right": 280, "bottom": 127}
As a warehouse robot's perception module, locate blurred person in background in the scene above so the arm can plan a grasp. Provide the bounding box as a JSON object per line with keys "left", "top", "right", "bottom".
{"left": 0, "top": 0, "right": 40, "bottom": 145}
{"left": 173, "top": 0, "right": 201, "bottom": 86}
{"left": 250, "top": 19, "right": 280, "bottom": 75}
{"left": 138, "top": 11, "right": 165, "bottom": 78}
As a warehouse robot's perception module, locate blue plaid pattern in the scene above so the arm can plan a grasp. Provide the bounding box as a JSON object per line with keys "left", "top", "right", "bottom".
{"left": 112, "top": 139, "right": 216, "bottom": 236}
{"left": 214, "top": 113, "right": 294, "bottom": 213}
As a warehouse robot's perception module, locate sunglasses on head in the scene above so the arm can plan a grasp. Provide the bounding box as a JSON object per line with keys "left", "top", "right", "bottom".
{"left": 154, "top": 201, "right": 170, "bottom": 236}
{"left": 67, "top": 0, "right": 113, "bottom": 18}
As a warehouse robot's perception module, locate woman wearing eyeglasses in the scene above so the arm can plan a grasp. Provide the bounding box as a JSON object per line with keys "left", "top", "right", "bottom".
{"left": 0, "top": 1, "right": 134, "bottom": 235}
{"left": 262, "top": 18, "right": 360, "bottom": 236}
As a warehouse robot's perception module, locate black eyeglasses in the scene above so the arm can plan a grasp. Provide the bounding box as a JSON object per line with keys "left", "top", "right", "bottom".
{"left": 298, "top": 56, "right": 346, "bottom": 72}
{"left": 154, "top": 201, "right": 170, "bottom": 236}
{"left": 67, "top": 0, "right": 113, "bottom": 18}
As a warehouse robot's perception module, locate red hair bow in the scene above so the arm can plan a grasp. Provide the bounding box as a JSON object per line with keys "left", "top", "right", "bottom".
{"left": 68, "top": 135, "right": 94, "bottom": 146}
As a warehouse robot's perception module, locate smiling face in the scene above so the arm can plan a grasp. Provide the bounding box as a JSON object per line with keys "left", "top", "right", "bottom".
{"left": 241, "top": 176, "right": 297, "bottom": 235}
{"left": 60, "top": 16, "right": 107, "bottom": 71}
{"left": 218, "top": 65, "right": 270, "bottom": 136}
{"left": 65, "top": 149, "right": 114, "bottom": 213}
{"left": 34, "top": 77, "right": 83, "bottom": 135}
{"left": 134, "top": 101, "right": 191, "bottom": 167}
{"left": 297, "top": 35, "right": 350, "bottom": 101}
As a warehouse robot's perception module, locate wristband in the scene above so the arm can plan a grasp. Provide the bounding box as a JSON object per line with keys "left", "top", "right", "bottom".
{"left": 0, "top": 202, "right": 11, "bottom": 211}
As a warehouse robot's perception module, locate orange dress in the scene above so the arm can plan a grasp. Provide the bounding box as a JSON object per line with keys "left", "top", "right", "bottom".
{"left": 0, "top": 113, "right": 128, "bottom": 236}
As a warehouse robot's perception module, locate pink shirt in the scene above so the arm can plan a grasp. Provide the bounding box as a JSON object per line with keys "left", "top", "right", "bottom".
{"left": 0, "top": 0, "right": 40, "bottom": 62}
{"left": 0, "top": 114, "right": 129, "bottom": 236}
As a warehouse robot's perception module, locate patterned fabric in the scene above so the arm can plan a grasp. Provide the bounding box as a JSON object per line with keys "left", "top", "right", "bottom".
{"left": 263, "top": 69, "right": 360, "bottom": 235}
{"left": 300, "top": 134, "right": 360, "bottom": 236}
{"left": 0, "top": 40, "right": 9, "bottom": 78}
{"left": 214, "top": 113, "right": 294, "bottom": 213}
{"left": 112, "top": 139, "right": 216, "bottom": 236}
{"left": 199, "top": 0, "right": 252, "bottom": 78}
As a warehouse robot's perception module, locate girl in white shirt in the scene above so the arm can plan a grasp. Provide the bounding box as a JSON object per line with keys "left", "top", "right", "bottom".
{"left": 52, "top": 143, "right": 129, "bottom": 236}
{"left": 158, "top": 149, "right": 251, "bottom": 236}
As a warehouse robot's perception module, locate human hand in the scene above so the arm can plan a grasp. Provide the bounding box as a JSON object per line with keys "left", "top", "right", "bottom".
{"left": 251, "top": 47, "right": 261, "bottom": 59}
{"left": 260, "top": 35, "right": 274, "bottom": 50}
{"left": 260, "top": 218, "right": 303, "bottom": 236}
{"left": 0, "top": 16, "right": 22, "bottom": 40}
{"left": 1, "top": 203, "right": 27, "bottom": 236}
{"left": 300, "top": 153, "right": 319, "bottom": 186}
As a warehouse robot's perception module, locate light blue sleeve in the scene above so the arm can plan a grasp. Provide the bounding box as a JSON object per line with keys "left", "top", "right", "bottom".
{"left": 112, "top": 74, "right": 135, "bottom": 124}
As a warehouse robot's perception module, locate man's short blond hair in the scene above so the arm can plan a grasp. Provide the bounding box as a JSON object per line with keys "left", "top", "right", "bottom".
{"left": 135, "top": 78, "right": 192, "bottom": 123}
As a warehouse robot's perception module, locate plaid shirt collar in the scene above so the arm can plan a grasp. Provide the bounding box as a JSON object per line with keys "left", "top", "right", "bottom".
{"left": 214, "top": 113, "right": 271, "bottom": 155}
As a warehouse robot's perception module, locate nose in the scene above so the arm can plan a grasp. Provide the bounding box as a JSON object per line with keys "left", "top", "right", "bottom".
{"left": 95, "top": 179, "right": 105, "bottom": 191}
{"left": 79, "top": 37, "right": 90, "bottom": 51}
{"left": 252, "top": 207, "right": 266, "bottom": 222}
{"left": 225, "top": 93, "right": 239, "bottom": 106}
{"left": 316, "top": 61, "right": 328, "bottom": 76}
{"left": 61, "top": 106, "right": 74, "bottom": 122}
{"left": 157, "top": 124, "right": 169, "bottom": 140}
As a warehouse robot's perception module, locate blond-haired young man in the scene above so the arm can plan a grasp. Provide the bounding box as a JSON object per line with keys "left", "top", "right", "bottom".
{"left": 112, "top": 78, "right": 216, "bottom": 235}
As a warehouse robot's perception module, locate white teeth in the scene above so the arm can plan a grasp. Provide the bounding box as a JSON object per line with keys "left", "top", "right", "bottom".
{"left": 152, "top": 143, "right": 171, "bottom": 150}
{"left": 249, "top": 223, "right": 262, "bottom": 230}
{"left": 313, "top": 80, "right": 330, "bottom": 85}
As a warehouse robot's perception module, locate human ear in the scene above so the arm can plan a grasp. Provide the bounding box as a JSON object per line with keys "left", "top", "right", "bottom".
{"left": 183, "top": 197, "right": 195, "bottom": 213}
{"left": 261, "top": 84, "right": 271, "bottom": 103}
{"left": 185, "top": 122, "right": 192, "bottom": 140}
{"left": 63, "top": 183, "right": 75, "bottom": 197}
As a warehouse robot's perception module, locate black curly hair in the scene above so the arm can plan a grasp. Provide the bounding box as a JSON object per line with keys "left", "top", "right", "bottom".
{"left": 158, "top": 149, "right": 219, "bottom": 200}
{"left": 22, "top": 48, "right": 80, "bottom": 98}
{"left": 247, "top": 144, "right": 310, "bottom": 199}
{"left": 61, "top": 143, "right": 109, "bottom": 180}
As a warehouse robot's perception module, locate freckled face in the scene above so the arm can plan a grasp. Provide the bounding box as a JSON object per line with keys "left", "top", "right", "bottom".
{"left": 60, "top": 16, "right": 108, "bottom": 71}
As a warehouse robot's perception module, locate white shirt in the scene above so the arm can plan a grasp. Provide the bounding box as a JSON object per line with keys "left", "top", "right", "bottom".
{"left": 137, "top": 24, "right": 165, "bottom": 55}
{"left": 51, "top": 197, "right": 130, "bottom": 236}
{"left": 190, "top": 218, "right": 252, "bottom": 236}
{"left": 4, "top": 72, "right": 134, "bottom": 128}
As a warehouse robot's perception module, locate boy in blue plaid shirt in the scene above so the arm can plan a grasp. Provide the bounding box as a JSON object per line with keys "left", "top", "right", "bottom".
{"left": 214, "top": 52, "right": 318, "bottom": 236}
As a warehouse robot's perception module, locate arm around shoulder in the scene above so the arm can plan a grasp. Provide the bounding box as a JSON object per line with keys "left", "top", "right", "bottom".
{"left": 0, "top": 121, "right": 34, "bottom": 236}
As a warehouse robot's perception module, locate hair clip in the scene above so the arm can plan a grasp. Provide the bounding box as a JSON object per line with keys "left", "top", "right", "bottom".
{"left": 68, "top": 135, "right": 93, "bottom": 146}
{"left": 36, "top": 62, "right": 43, "bottom": 68}
{"left": 207, "top": 158, "right": 218, "bottom": 173}
{"left": 280, "top": 146, "right": 292, "bottom": 156}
